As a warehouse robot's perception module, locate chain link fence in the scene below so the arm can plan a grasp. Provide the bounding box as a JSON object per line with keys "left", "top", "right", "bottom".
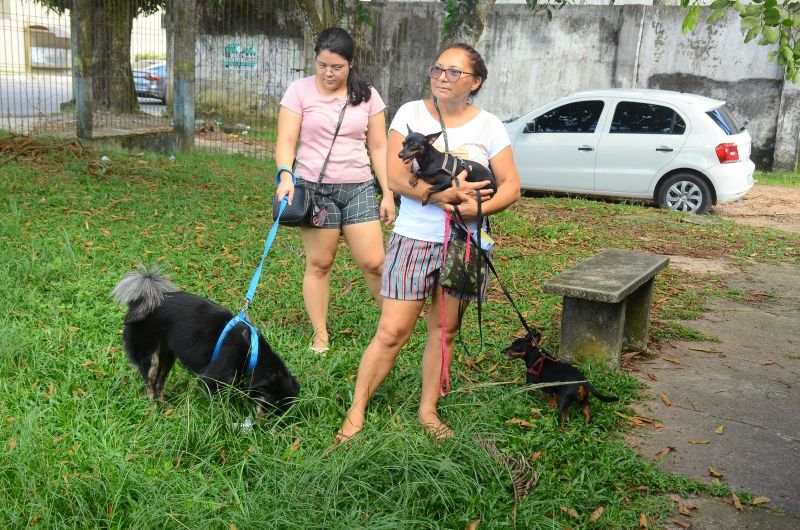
{"left": 1, "top": 0, "right": 307, "bottom": 157}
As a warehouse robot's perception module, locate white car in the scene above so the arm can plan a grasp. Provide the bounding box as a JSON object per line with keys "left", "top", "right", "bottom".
{"left": 504, "top": 89, "right": 755, "bottom": 214}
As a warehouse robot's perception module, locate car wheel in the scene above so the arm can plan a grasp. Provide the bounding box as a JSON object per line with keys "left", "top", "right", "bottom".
{"left": 657, "top": 173, "right": 712, "bottom": 214}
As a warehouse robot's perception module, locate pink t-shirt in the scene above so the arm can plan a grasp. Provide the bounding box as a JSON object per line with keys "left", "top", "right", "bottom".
{"left": 280, "top": 76, "right": 386, "bottom": 184}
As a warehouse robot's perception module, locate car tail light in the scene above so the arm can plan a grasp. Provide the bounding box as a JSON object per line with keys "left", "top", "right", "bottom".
{"left": 145, "top": 75, "right": 161, "bottom": 81}
{"left": 715, "top": 143, "right": 739, "bottom": 164}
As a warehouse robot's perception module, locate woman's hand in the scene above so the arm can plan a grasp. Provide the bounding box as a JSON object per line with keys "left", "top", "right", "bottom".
{"left": 431, "top": 169, "right": 494, "bottom": 208}
{"left": 379, "top": 194, "right": 396, "bottom": 225}
{"left": 275, "top": 178, "right": 295, "bottom": 204}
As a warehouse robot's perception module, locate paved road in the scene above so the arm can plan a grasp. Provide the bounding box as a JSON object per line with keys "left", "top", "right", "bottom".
{"left": 0, "top": 73, "right": 164, "bottom": 123}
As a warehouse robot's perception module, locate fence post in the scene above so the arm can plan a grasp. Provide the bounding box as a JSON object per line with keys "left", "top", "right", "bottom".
{"left": 171, "top": 0, "right": 196, "bottom": 151}
{"left": 70, "top": 0, "right": 92, "bottom": 139}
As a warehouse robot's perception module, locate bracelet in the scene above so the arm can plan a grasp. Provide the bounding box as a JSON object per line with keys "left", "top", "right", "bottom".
{"left": 275, "top": 166, "right": 296, "bottom": 185}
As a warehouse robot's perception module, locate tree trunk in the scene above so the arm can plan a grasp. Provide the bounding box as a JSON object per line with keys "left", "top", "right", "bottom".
{"left": 90, "top": 0, "right": 138, "bottom": 113}
{"left": 441, "top": 0, "right": 497, "bottom": 48}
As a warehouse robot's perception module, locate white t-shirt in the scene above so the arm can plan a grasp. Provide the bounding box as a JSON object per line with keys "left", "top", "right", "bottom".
{"left": 389, "top": 100, "right": 511, "bottom": 242}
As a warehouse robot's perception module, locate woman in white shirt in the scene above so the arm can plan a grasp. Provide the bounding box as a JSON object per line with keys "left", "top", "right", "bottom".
{"left": 336, "top": 43, "right": 521, "bottom": 443}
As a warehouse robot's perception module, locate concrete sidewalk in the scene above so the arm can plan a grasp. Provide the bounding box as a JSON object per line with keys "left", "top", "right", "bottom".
{"left": 628, "top": 261, "right": 800, "bottom": 529}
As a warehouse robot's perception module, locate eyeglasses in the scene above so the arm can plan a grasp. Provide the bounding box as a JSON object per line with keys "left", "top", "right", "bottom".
{"left": 427, "top": 65, "right": 475, "bottom": 82}
{"left": 316, "top": 61, "right": 347, "bottom": 74}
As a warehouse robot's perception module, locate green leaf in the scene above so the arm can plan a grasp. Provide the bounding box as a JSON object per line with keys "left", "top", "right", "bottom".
{"left": 709, "top": 0, "right": 730, "bottom": 9}
{"left": 761, "top": 25, "right": 781, "bottom": 44}
{"left": 682, "top": 7, "right": 702, "bottom": 33}
{"left": 768, "top": 50, "right": 778, "bottom": 62}
{"left": 732, "top": 0, "right": 747, "bottom": 14}
{"left": 740, "top": 15, "right": 762, "bottom": 30}
{"left": 744, "top": 26, "right": 760, "bottom": 43}
{"left": 707, "top": 9, "right": 727, "bottom": 25}
{"left": 781, "top": 45, "right": 795, "bottom": 64}
{"left": 764, "top": 7, "right": 781, "bottom": 25}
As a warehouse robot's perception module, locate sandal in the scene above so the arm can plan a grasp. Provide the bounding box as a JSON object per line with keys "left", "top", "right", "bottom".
{"left": 309, "top": 332, "right": 329, "bottom": 354}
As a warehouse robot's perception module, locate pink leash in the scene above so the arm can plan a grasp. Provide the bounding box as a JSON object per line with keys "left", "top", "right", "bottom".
{"left": 439, "top": 210, "right": 473, "bottom": 397}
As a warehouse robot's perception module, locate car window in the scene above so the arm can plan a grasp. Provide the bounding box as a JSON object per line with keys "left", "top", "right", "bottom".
{"left": 706, "top": 106, "right": 741, "bottom": 135}
{"left": 526, "top": 101, "right": 605, "bottom": 133}
{"left": 609, "top": 101, "right": 686, "bottom": 134}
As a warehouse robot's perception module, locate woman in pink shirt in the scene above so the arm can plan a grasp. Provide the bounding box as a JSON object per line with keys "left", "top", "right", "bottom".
{"left": 274, "top": 27, "right": 395, "bottom": 354}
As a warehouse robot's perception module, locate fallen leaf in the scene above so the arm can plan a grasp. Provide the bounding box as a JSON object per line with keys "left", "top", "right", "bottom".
{"left": 220, "top": 447, "right": 227, "bottom": 463}
{"left": 528, "top": 451, "right": 543, "bottom": 461}
{"left": 708, "top": 466, "right": 724, "bottom": 479}
{"left": 714, "top": 425, "right": 724, "bottom": 435}
{"left": 762, "top": 360, "right": 774, "bottom": 365}
{"left": 30, "top": 512, "right": 41, "bottom": 525}
{"left": 290, "top": 437, "right": 301, "bottom": 452}
{"left": 72, "top": 387, "right": 86, "bottom": 396}
{"left": 639, "top": 512, "right": 648, "bottom": 528}
{"left": 81, "top": 360, "right": 98, "bottom": 367}
{"left": 655, "top": 447, "right": 673, "bottom": 461}
{"left": 559, "top": 505, "right": 579, "bottom": 519}
{"left": 47, "top": 382, "right": 55, "bottom": 398}
{"left": 646, "top": 372, "right": 658, "bottom": 381}
{"left": 732, "top": 493, "right": 743, "bottom": 511}
{"left": 466, "top": 520, "right": 480, "bottom": 530}
{"left": 751, "top": 496, "right": 770, "bottom": 505}
{"left": 671, "top": 519, "right": 692, "bottom": 529}
{"left": 8, "top": 437, "right": 16, "bottom": 450}
{"left": 229, "top": 524, "right": 238, "bottom": 530}
{"left": 338, "top": 329, "right": 355, "bottom": 336}
{"left": 506, "top": 418, "right": 534, "bottom": 429}
{"left": 660, "top": 393, "right": 672, "bottom": 406}
{"left": 5, "top": 416, "right": 15, "bottom": 423}
{"left": 678, "top": 503, "right": 692, "bottom": 516}
{"left": 660, "top": 355, "right": 681, "bottom": 364}
{"left": 630, "top": 485, "right": 649, "bottom": 492}
{"left": 688, "top": 439, "right": 710, "bottom": 444}
{"left": 162, "top": 408, "right": 175, "bottom": 420}
{"left": 654, "top": 421, "right": 664, "bottom": 429}
{"left": 590, "top": 506, "right": 604, "bottom": 522}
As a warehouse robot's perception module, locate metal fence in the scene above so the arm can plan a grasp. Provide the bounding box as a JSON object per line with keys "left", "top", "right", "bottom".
{"left": 0, "top": 0, "right": 306, "bottom": 157}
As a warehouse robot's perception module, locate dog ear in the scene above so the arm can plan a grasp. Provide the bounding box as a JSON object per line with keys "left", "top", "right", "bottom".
{"left": 505, "top": 349, "right": 526, "bottom": 360}
{"left": 528, "top": 330, "right": 542, "bottom": 347}
{"left": 426, "top": 131, "right": 442, "bottom": 144}
{"left": 406, "top": 124, "right": 414, "bottom": 135}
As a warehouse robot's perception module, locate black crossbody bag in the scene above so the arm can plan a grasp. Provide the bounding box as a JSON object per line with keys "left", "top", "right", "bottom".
{"left": 272, "top": 102, "right": 347, "bottom": 227}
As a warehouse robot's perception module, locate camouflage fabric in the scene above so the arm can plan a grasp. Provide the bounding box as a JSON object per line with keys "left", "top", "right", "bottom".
{"left": 439, "top": 235, "right": 481, "bottom": 296}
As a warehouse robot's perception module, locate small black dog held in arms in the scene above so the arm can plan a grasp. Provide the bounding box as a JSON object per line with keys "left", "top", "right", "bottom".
{"left": 398, "top": 126, "right": 497, "bottom": 205}
{"left": 111, "top": 267, "right": 300, "bottom": 415}
{"left": 505, "top": 330, "right": 618, "bottom": 428}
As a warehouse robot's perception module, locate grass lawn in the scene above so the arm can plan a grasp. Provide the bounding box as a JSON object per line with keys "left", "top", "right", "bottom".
{"left": 754, "top": 169, "right": 799, "bottom": 186}
{"left": 1, "top": 134, "right": 798, "bottom": 528}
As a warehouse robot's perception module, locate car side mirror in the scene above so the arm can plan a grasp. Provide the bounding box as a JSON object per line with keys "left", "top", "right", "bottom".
{"left": 523, "top": 120, "right": 537, "bottom": 133}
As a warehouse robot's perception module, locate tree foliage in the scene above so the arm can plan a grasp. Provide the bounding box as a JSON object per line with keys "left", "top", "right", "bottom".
{"left": 680, "top": 0, "right": 800, "bottom": 83}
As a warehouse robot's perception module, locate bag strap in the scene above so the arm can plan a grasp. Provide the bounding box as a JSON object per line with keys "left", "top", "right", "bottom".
{"left": 317, "top": 101, "right": 348, "bottom": 187}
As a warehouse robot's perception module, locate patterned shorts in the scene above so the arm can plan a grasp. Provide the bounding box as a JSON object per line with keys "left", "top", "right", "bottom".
{"left": 302, "top": 180, "right": 380, "bottom": 229}
{"left": 380, "top": 233, "right": 490, "bottom": 302}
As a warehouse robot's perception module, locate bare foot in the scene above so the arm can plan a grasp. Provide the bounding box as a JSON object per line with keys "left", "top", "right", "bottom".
{"left": 310, "top": 332, "right": 329, "bottom": 354}
{"left": 418, "top": 409, "right": 454, "bottom": 440}
{"left": 330, "top": 408, "right": 364, "bottom": 448}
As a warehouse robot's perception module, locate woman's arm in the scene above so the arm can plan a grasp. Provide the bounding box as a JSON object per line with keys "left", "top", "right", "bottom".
{"left": 442, "top": 146, "right": 521, "bottom": 219}
{"left": 274, "top": 106, "right": 302, "bottom": 203}
{"left": 366, "top": 111, "right": 395, "bottom": 224}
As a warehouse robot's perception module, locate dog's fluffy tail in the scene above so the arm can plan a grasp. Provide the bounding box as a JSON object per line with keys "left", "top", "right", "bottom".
{"left": 586, "top": 383, "right": 619, "bottom": 402}
{"left": 111, "top": 265, "right": 178, "bottom": 321}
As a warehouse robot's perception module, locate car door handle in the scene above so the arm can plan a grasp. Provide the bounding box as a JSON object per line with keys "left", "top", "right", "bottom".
{"left": 656, "top": 146, "right": 674, "bottom": 152}
{"left": 577, "top": 145, "right": 594, "bottom": 151}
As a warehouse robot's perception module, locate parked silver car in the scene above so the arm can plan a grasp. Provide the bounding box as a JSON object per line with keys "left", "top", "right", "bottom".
{"left": 133, "top": 62, "right": 167, "bottom": 105}
{"left": 504, "top": 89, "right": 755, "bottom": 214}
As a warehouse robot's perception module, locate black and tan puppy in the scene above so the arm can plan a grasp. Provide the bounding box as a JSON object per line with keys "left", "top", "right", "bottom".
{"left": 111, "top": 267, "right": 300, "bottom": 415}
{"left": 505, "top": 331, "right": 618, "bottom": 428}
{"left": 398, "top": 126, "right": 497, "bottom": 205}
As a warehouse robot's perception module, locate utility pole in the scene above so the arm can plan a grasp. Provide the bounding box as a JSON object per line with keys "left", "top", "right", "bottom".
{"left": 171, "top": 0, "right": 196, "bottom": 151}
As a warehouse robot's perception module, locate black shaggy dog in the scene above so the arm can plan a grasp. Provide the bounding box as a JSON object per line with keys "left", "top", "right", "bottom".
{"left": 111, "top": 267, "right": 300, "bottom": 415}
{"left": 505, "top": 330, "right": 618, "bottom": 428}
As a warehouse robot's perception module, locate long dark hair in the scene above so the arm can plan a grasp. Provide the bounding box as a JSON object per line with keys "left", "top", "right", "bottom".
{"left": 315, "top": 27, "right": 372, "bottom": 105}
{"left": 439, "top": 43, "right": 488, "bottom": 97}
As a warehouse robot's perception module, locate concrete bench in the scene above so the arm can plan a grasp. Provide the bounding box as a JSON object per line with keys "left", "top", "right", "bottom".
{"left": 543, "top": 248, "right": 669, "bottom": 367}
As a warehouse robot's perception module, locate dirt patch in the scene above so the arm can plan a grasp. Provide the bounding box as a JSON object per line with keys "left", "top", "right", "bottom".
{"left": 711, "top": 184, "right": 800, "bottom": 234}
{"left": 667, "top": 255, "right": 735, "bottom": 275}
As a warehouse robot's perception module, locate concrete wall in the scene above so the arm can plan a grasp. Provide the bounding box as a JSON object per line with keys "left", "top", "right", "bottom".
{"left": 358, "top": 3, "right": 794, "bottom": 169}
{"left": 192, "top": 2, "right": 797, "bottom": 170}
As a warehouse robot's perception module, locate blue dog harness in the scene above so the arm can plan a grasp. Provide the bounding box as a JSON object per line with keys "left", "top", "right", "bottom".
{"left": 208, "top": 166, "right": 295, "bottom": 375}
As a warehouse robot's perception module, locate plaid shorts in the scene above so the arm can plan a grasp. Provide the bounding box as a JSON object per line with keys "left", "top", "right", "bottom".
{"left": 302, "top": 180, "right": 380, "bottom": 229}
{"left": 380, "top": 233, "right": 489, "bottom": 302}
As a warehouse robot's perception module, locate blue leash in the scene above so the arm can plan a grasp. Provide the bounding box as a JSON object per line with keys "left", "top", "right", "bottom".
{"left": 209, "top": 166, "right": 295, "bottom": 375}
